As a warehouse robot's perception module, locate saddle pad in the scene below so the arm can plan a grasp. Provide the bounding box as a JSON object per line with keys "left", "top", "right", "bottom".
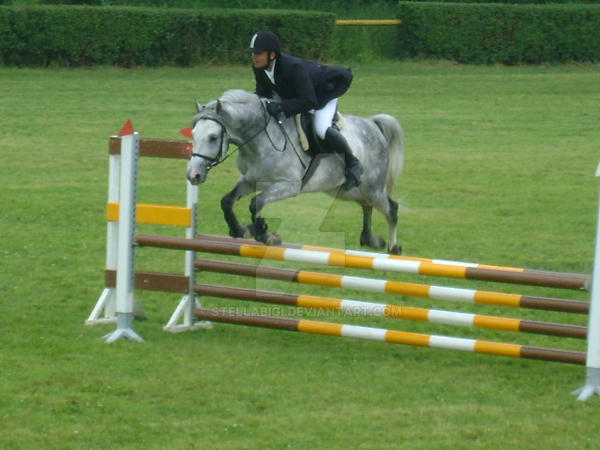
{"left": 294, "top": 112, "right": 345, "bottom": 152}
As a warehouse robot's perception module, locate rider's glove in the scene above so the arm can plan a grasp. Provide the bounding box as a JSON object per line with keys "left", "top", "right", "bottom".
{"left": 266, "top": 101, "right": 284, "bottom": 117}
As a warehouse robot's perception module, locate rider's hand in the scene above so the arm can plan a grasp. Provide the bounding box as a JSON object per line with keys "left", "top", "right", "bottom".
{"left": 266, "top": 101, "right": 284, "bottom": 117}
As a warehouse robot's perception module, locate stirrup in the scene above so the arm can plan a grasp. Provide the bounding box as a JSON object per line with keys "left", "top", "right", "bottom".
{"left": 343, "top": 159, "right": 363, "bottom": 190}
{"left": 343, "top": 174, "right": 360, "bottom": 190}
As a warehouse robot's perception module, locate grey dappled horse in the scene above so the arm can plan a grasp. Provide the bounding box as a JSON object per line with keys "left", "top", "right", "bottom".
{"left": 186, "top": 89, "right": 404, "bottom": 254}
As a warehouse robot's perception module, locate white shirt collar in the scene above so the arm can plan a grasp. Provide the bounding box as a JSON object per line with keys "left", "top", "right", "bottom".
{"left": 264, "top": 60, "right": 276, "bottom": 84}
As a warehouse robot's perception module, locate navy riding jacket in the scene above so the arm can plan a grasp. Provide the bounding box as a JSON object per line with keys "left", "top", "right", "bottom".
{"left": 253, "top": 53, "right": 352, "bottom": 117}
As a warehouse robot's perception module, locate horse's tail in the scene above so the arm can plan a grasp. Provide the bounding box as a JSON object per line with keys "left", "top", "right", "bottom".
{"left": 371, "top": 114, "right": 404, "bottom": 194}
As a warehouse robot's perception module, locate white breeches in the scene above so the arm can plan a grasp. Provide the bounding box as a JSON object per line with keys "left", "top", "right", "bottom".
{"left": 313, "top": 98, "right": 338, "bottom": 140}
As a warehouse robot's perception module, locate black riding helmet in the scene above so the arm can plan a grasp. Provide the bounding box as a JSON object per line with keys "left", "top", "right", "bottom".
{"left": 246, "top": 30, "right": 281, "bottom": 55}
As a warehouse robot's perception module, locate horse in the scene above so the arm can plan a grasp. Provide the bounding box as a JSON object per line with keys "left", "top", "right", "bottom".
{"left": 186, "top": 89, "right": 404, "bottom": 254}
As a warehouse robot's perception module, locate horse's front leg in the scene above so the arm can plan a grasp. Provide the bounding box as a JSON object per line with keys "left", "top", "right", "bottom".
{"left": 221, "top": 178, "right": 256, "bottom": 238}
{"left": 249, "top": 181, "right": 302, "bottom": 245}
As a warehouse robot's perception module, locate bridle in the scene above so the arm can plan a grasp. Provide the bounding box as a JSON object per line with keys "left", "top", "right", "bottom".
{"left": 190, "top": 97, "right": 305, "bottom": 171}
{"left": 189, "top": 112, "right": 230, "bottom": 170}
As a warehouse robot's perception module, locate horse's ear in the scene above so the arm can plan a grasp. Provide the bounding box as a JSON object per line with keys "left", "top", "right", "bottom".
{"left": 195, "top": 100, "right": 203, "bottom": 113}
{"left": 216, "top": 99, "right": 223, "bottom": 115}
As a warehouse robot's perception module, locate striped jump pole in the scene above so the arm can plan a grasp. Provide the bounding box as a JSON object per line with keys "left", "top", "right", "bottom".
{"left": 196, "top": 233, "right": 590, "bottom": 290}
{"left": 194, "top": 283, "right": 587, "bottom": 339}
{"left": 193, "top": 257, "right": 588, "bottom": 314}
{"left": 194, "top": 308, "right": 586, "bottom": 365}
{"left": 134, "top": 234, "right": 589, "bottom": 314}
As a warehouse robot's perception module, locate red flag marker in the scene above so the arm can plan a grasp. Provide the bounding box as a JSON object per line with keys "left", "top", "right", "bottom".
{"left": 118, "top": 119, "right": 134, "bottom": 137}
{"left": 180, "top": 127, "right": 193, "bottom": 140}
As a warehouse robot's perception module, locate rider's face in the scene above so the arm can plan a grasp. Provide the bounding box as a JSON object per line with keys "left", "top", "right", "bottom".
{"left": 251, "top": 51, "right": 275, "bottom": 70}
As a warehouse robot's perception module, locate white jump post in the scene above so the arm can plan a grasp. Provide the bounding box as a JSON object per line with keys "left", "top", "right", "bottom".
{"left": 103, "top": 122, "right": 143, "bottom": 343}
{"left": 574, "top": 162, "right": 600, "bottom": 400}
{"left": 162, "top": 181, "right": 213, "bottom": 333}
{"left": 87, "top": 123, "right": 146, "bottom": 326}
{"left": 162, "top": 126, "right": 211, "bottom": 332}
{"left": 86, "top": 138, "right": 121, "bottom": 324}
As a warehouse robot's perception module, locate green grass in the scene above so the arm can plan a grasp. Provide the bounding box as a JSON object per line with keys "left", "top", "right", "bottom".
{"left": 2, "top": 62, "right": 600, "bottom": 448}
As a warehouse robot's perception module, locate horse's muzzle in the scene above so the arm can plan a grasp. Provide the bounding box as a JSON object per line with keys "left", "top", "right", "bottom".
{"left": 186, "top": 167, "right": 206, "bottom": 185}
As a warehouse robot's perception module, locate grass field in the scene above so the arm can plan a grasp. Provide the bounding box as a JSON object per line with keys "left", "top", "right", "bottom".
{"left": 2, "top": 62, "right": 600, "bottom": 448}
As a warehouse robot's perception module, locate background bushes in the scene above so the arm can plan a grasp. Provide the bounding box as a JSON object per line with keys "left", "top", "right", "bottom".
{"left": 1, "top": 1, "right": 599, "bottom": 66}
{"left": 397, "top": 2, "right": 600, "bottom": 64}
{"left": 0, "top": 5, "right": 334, "bottom": 66}
{"left": 1, "top": 0, "right": 399, "bottom": 7}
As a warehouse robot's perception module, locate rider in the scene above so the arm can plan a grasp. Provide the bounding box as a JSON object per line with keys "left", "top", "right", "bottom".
{"left": 247, "top": 30, "right": 363, "bottom": 190}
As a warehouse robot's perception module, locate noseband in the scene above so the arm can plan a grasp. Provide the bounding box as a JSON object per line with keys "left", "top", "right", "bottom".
{"left": 190, "top": 112, "right": 230, "bottom": 170}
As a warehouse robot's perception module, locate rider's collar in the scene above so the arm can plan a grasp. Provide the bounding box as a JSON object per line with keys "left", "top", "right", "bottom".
{"left": 264, "top": 60, "right": 276, "bottom": 84}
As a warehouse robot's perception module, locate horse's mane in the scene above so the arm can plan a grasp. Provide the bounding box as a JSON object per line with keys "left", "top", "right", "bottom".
{"left": 220, "top": 89, "right": 258, "bottom": 105}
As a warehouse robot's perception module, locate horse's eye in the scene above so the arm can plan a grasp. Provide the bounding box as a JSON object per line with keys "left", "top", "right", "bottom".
{"left": 209, "top": 134, "right": 218, "bottom": 142}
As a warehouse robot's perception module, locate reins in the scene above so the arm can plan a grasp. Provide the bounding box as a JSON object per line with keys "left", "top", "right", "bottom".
{"left": 190, "top": 97, "right": 306, "bottom": 170}
{"left": 258, "top": 98, "right": 306, "bottom": 169}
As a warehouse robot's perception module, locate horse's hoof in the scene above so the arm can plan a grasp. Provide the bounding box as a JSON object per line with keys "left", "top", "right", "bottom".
{"left": 360, "top": 233, "right": 386, "bottom": 250}
{"left": 230, "top": 224, "right": 254, "bottom": 239}
{"left": 389, "top": 244, "right": 402, "bottom": 255}
{"left": 254, "top": 232, "right": 281, "bottom": 246}
{"left": 265, "top": 232, "right": 282, "bottom": 246}
{"left": 240, "top": 224, "right": 254, "bottom": 239}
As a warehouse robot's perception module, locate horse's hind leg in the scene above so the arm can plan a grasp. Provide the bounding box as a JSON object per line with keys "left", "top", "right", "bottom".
{"left": 362, "top": 195, "right": 401, "bottom": 255}
{"left": 360, "top": 204, "right": 386, "bottom": 250}
{"left": 386, "top": 197, "right": 400, "bottom": 254}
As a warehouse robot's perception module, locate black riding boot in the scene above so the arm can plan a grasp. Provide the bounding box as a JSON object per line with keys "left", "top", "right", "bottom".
{"left": 323, "top": 127, "right": 363, "bottom": 190}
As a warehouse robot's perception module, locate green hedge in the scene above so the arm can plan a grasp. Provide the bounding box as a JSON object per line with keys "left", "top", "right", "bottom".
{"left": 0, "top": 0, "right": 401, "bottom": 8}
{"left": 397, "top": 2, "right": 600, "bottom": 64}
{"left": 407, "top": 0, "right": 600, "bottom": 4}
{"left": 0, "top": 5, "right": 335, "bottom": 66}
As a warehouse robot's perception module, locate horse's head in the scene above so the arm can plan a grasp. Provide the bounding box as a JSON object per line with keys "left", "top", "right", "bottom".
{"left": 186, "top": 90, "right": 267, "bottom": 185}
{"left": 186, "top": 99, "right": 231, "bottom": 185}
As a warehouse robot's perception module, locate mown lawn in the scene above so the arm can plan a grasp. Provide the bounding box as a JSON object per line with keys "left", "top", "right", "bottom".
{"left": 1, "top": 62, "right": 600, "bottom": 448}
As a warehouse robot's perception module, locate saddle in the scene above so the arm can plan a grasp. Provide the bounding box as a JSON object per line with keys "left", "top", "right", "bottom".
{"left": 294, "top": 110, "right": 346, "bottom": 155}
